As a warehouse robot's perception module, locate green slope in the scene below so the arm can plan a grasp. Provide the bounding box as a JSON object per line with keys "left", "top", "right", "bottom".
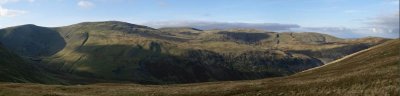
{"left": 0, "top": 39, "right": 397, "bottom": 96}
{"left": 0, "top": 24, "right": 66, "bottom": 57}
{"left": 0, "top": 44, "right": 64, "bottom": 84}
{"left": 0, "top": 21, "right": 388, "bottom": 84}
{"left": 43, "top": 21, "right": 327, "bottom": 83}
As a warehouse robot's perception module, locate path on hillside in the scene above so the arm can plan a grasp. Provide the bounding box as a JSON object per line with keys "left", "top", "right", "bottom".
{"left": 300, "top": 43, "right": 384, "bottom": 73}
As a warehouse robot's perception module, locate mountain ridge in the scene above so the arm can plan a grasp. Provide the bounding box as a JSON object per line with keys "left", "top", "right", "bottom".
{"left": 0, "top": 21, "right": 390, "bottom": 84}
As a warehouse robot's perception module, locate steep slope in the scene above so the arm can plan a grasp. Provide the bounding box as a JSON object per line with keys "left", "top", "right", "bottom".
{"left": 0, "top": 43, "right": 62, "bottom": 84}
{"left": 250, "top": 39, "right": 400, "bottom": 95}
{"left": 44, "top": 21, "right": 323, "bottom": 84}
{"left": 0, "top": 44, "right": 36, "bottom": 82}
{"left": 0, "top": 24, "right": 66, "bottom": 57}
{"left": 0, "top": 39, "right": 397, "bottom": 96}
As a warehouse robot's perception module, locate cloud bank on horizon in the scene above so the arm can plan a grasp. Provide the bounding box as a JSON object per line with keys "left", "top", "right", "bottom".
{"left": 0, "top": 0, "right": 398, "bottom": 38}
{"left": 144, "top": 21, "right": 301, "bottom": 31}
{"left": 144, "top": 13, "right": 399, "bottom": 38}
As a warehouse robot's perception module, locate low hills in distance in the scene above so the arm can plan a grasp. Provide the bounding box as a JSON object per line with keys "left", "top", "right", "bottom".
{"left": 0, "top": 21, "right": 390, "bottom": 85}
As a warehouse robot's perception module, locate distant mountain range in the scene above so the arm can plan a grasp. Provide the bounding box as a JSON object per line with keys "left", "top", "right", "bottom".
{"left": 0, "top": 21, "right": 389, "bottom": 84}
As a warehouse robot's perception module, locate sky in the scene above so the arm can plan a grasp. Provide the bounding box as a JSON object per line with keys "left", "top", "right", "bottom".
{"left": 0, "top": 0, "right": 399, "bottom": 38}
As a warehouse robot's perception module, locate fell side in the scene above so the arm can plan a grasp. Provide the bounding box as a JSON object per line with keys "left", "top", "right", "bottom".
{"left": 0, "top": 40, "right": 397, "bottom": 96}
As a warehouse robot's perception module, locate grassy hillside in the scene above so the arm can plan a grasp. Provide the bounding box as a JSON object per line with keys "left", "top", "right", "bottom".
{"left": 0, "top": 43, "right": 65, "bottom": 84}
{"left": 43, "top": 21, "right": 325, "bottom": 84}
{"left": 0, "top": 21, "right": 388, "bottom": 84}
{"left": 0, "top": 24, "right": 66, "bottom": 57}
{"left": 0, "top": 40, "right": 397, "bottom": 96}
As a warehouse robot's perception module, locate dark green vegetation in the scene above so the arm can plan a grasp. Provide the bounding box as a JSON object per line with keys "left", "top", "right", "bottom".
{"left": 0, "top": 24, "right": 66, "bottom": 57}
{"left": 0, "top": 43, "right": 61, "bottom": 84}
{"left": 0, "top": 39, "right": 397, "bottom": 96}
{"left": 0, "top": 21, "right": 388, "bottom": 84}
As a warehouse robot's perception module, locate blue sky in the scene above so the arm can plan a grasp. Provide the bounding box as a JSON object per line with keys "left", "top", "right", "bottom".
{"left": 0, "top": 0, "right": 399, "bottom": 38}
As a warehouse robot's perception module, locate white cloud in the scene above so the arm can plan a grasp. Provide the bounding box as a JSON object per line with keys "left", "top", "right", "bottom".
{"left": 367, "top": 13, "right": 399, "bottom": 34}
{"left": 0, "top": 0, "right": 34, "bottom": 4}
{"left": 144, "top": 20, "right": 300, "bottom": 31}
{"left": 0, "top": 6, "right": 26, "bottom": 17}
{"left": 291, "top": 27, "right": 363, "bottom": 38}
{"left": 78, "top": 0, "right": 95, "bottom": 8}
{"left": 144, "top": 19, "right": 398, "bottom": 38}
{"left": 0, "top": 0, "right": 32, "bottom": 17}
{"left": 0, "top": 0, "right": 19, "bottom": 4}
{"left": 296, "top": 13, "right": 399, "bottom": 38}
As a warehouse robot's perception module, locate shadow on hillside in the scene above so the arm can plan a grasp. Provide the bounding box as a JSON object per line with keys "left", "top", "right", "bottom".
{"left": 0, "top": 25, "right": 66, "bottom": 58}
{"left": 218, "top": 32, "right": 270, "bottom": 43}
{"left": 288, "top": 43, "right": 372, "bottom": 63}
{"left": 66, "top": 43, "right": 297, "bottom": 84}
